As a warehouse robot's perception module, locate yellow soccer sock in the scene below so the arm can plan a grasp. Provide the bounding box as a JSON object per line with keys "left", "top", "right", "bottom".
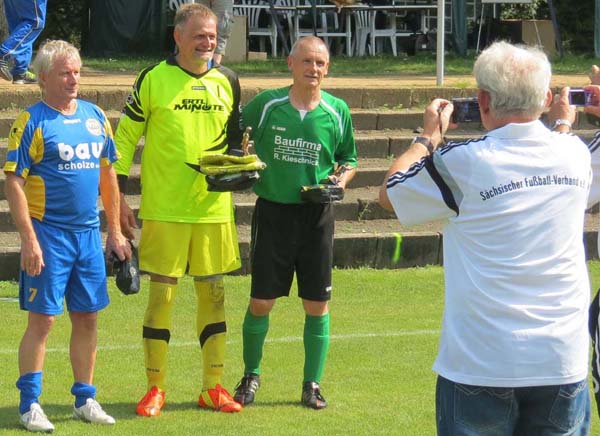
{"left": 195, "top": 278, "right": 227, "bottom": 390}
{"left": 143, "top": 281, "right": 177, "bottom": 391}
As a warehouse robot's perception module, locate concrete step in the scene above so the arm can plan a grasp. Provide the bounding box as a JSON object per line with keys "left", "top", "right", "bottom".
{"left": 0, "top": 83, "right": 589, "bottom": 113}
{"left": 0, "top": 157, "right": 391, "bottom": 200}
{"left": 1, "top": 223, "right": 597, "bottom": 281}
{"left": 0, "top": 85, "right": 480, "bottom": 112}
{"left": 0, "top": 219, "right": 447, "bottom": 280}
{"left": 0, "top": 106, "right": 599, "bottom": 140}
{"left": 2, "top": 126, "right": 599, "bottom": 167}
{"left": 0, "top": 186, "right": 396, "bottom": 231}
{"left": 1, "top": 183, "right": 599, "bottom": 232}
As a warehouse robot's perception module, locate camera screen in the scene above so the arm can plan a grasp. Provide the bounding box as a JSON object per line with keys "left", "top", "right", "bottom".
{"left": 451, "top": 98, "right": 481, "bottom": 123}
{"left": 569, "top": 89, "right": 589, "bottom": 106}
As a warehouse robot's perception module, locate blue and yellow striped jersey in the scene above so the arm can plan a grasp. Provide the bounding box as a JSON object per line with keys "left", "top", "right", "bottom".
{"left": 3, "top": 99, "right": 118, "bottom": 230}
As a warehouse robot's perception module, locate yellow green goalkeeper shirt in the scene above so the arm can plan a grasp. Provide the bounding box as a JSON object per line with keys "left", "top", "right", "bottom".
{"left": 113, "top": 56, "right": 242, "bottom": 223}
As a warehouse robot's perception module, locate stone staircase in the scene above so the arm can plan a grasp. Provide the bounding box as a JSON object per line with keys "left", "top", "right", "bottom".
{"left": 0, "top": 80, "right": 598, "bottom": 279}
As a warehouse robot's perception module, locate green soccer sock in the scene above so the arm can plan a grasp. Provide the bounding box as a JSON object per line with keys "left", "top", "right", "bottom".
{"left": 303, "top": 313, "right": 330, "bottom": 383}
{"left": 242, "top": 309, "right": 270, "bottom": 375}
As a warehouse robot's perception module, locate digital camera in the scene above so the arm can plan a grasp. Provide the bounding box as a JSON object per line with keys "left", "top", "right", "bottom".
{"left": 568, "top": 88, "right": 592, "bottom": 107}
{"left": 451, "top": 97, "right": 481, "bottom": 123}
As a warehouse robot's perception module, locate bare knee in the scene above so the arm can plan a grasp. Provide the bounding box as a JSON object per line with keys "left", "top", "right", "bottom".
{"left": 26, "top": 313, "right": 55, "bottom": 339}
{"left": 302, "top": 299, "right": 328, "bottom": 316}
{"left": 69, "top": 311, "right": 98, "bottom": 332}
{"left": 249, "top": 298, "right": 276, "bottom": 317}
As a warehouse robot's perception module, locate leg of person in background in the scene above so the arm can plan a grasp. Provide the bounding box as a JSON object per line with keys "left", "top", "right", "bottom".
{"left": 196, "top": 0, "right": 233, "bottom": 64}
{"left": 0, "top": 0, "right": 47, "bottom": 84}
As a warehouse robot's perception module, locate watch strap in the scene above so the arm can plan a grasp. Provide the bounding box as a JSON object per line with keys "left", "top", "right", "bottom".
{"left": 412, "top": 136, "right": 434, "bottom": 154}
{"left": 552, "top": 119, "right": 572, "bottom": 130}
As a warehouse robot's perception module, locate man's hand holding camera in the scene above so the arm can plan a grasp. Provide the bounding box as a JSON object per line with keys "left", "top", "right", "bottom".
{"left": 548, "top": 86, "right": 577, "bottom": 133}
{"left": 379, "top": 99, "right": 454, "bottom": 210}
{"left": 548, "top": 78, "right": 600, "bottom": 133}
{"left": 419, "top": 98, "right": 455, "bottom": 153}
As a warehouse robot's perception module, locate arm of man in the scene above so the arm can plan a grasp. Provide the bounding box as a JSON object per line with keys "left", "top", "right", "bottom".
{"left": 226, "top": 72, "right": 243, "bottom": 153}
{"left": 113, "top": 70, "right": 151, "bottom": 239}
{"left": 4, "top": 173, "right": 44, "bottom": 276}
{"left": 379, "top": 99, "right": 454, "bottom": 211}
{"left": 100, "top": 164, "right": 131, "bottom": 261}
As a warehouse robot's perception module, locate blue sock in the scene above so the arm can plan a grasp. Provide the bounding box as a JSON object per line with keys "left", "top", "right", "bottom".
{"left": 71, "top": 382, "right": 96, "bottom": 408}
{"left": 16, "top": 372, "right": 42, "bottom": 415}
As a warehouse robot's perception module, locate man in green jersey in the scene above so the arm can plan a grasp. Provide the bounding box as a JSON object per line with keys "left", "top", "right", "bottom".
{"left": 233, "top": 36, "right": 357, "bottom": 409}
{"left": 113, "top": 4, "right": 243, "bottom": 415}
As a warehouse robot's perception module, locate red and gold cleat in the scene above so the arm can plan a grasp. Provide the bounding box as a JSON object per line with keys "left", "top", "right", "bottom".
{"left": 198, "top": 384, "right": 242, "bottom": 413}
{"left": 136, "top": 386, "right": 165, "bottom": 417}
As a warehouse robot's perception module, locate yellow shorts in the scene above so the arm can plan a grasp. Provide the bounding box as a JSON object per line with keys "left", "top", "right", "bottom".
{"left": 139, "top": 220, "right": 241, "bottom": 278}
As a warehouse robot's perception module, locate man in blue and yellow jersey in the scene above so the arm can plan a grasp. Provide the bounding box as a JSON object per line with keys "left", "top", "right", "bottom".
{"left": 113, "top": 3, "right": 243, "bottom": 415}
{"left": 3, "top": 40, "right": 131, "bottom": 432}
{"left": 233, "top": 36, "right": 357, "bottom": 410}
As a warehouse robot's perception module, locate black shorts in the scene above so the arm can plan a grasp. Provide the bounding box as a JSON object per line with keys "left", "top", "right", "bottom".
{"left": 250, "top": 198, "right": 334, "bottom": 302}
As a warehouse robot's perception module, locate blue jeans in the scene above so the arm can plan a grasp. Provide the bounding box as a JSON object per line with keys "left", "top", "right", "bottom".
{"left": 436, "top": 376, "right": 591, "bottom": 436}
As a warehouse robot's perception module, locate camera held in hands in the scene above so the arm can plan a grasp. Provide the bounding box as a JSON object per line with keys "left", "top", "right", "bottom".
{"left": 568, "top": 88, "right": 592, "bottom": 107}
{"left": 451, "top": 97, "right": 481, "bottom": 123}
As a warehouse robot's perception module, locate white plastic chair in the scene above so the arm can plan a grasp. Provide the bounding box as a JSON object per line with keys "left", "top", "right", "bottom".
{"left": 234, "top": 0, "right": 279, "bottom": 57}
{"left": 291, "top": 0, "right": 330, "bottom": 45}
{"left": 353, "top": 8, "right": 370, "bottom": 56}
{"left": 275, "top": 0, "right": 299, "bottom": 50}
{"left": 289, "top": 0, "right": 352, "bottom": 56}
{"left": 354, "top": 6, "right": 398, "bottom": 56}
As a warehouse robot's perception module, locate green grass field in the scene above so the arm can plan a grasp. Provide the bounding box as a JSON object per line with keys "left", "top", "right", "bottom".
{"left": 1, "top": 265, "right": 600, "bottom": 435}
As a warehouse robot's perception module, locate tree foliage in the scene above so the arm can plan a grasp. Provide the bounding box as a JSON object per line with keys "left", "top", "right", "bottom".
{"left": 500, "top": 0, "right": 594, "bottom": 53}
{"left": 37, "top": 0, "right": 87, "bottom": 49}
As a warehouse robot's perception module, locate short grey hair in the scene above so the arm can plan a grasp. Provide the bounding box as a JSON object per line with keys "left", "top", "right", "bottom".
{"left": 32, "top": 39, "right": 81, "bottom": 78}
{"left": 289, "top": 36, "right": 329, "bottom": 59}
{"left": 174, "top": 3, "right": 216, "bottom": 30}
{"left": 474, "top": 41, "right": 551, "bottom": 118}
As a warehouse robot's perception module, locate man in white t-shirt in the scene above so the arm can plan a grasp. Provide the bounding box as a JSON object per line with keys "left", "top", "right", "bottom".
{"left": 380, "top": 41, "right": 592, "bottom": 435}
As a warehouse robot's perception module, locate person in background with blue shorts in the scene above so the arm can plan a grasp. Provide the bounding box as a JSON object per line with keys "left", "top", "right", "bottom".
{"left": 0, "top": 0, "right": 47, "bottom": 84}
{"left": 2, "top": 39, "right": 131, "bottom": 433}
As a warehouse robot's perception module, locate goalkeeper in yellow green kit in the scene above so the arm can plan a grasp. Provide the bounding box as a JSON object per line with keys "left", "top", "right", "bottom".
{"left": 113, "top": 4, "right": 243, "bottom": 415}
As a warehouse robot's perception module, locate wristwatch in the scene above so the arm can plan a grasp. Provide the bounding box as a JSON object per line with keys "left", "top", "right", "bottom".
{"left": 552, "top": 119, "right": 572, "bottom": 131}
{"left": 411, "top": 136, "right": 435, "bottom": 154}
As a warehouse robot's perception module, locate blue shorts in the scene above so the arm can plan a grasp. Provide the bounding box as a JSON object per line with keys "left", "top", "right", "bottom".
{"left": 19, "top": 220, "right": 109, "bottom": 315}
